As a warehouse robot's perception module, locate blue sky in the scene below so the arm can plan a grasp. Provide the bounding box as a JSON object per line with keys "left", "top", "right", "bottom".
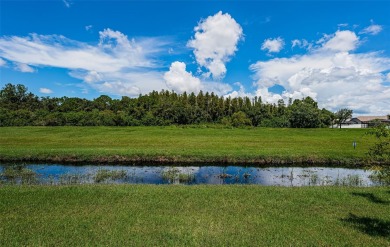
{"left": 0, "top": 0, "right": 389, "bottom": 115}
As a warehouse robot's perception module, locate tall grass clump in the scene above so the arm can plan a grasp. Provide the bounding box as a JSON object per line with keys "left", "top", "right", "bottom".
{"left": 0, "top": 165, "right": 38, "bottom": 184}
{"left": 161, "top": 168, "right": 195, "bottom": 184}
{"left": 94, "top": 169, "right": 127, "bottom": 183}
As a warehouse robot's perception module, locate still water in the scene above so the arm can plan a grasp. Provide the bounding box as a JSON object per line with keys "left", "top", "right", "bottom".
{"left": 0, "top": 164, "right": 383, "bottom": 186}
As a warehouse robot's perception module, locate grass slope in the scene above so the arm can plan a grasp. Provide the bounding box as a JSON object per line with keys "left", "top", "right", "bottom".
{"left": 0, "top": 185, "right": 389, "bottom": 246}
{"left": 0, "top": 126, "right": 377, "bottom": 164}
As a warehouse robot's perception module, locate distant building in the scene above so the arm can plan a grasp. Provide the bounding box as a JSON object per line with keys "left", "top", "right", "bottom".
{"left": 334, "top": 115, "right": 390, "bottom": 128}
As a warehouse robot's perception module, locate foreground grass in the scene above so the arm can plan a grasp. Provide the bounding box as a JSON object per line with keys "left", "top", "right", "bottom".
{"left": 0, "top": 126, "right": 379, "bottom": 165}
{"left": 0, "top": 185, "right": 389, "bottom": 246}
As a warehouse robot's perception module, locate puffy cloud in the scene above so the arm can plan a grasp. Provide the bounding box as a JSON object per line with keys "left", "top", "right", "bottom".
{"left": 261, "top": 37, "right": 284, "bottom": 53}
{"left": 164, "top": 61, "right": 232, "bottom": 95}
{"left": 202, "top": 81, "right": 232, "bottom": 96}
{"left": 187, "top": 11, "right": 243, "bottom": 79}
{"left": 359, "top": 23, "right": 383, "bottom": 35}
{"left": 319, "top": 30, "right": 359, "bottom": 52}
{"left": 39, "top": 88, "right": 53, "bottom": 94}
{"left": 250, "top": 30, "right": 390, "bottom": 115}
{"left": 0, "top": 29, "right": 169, "bottom": 96}
{"left": 164, "top": 61, "right": 201, "bottom": 93}
{"left": 225, "top": 82, "right": 253, "bottom": 98}
{"left": 93, "top": 81, "right": 141, "bottom": 96}
{"left": 255, "top": 88, "right": 282, "bottom": 104}
{"left": 15, "top": 63, "right": 35, "bottom": 73}
{"left": 70, "top": 69, "right": 166, "bottom": 96}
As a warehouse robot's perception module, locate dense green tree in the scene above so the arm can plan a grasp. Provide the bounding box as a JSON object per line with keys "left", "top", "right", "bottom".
{"left": 289, "top": 97, "right": 322, "bottom": 128}
{"left": 0, "top": 83, "right": 40, "bottom": 110}
{"left": 93, "top": 95, "right": 113, "bottom": 111}
{"left": 0, "top": 83, "right": 336, "bottom": 128}
{"left": 230, "top": 111, "right": 252, "bottom": 127}
{"left": 260, "top": 116, "right": 290, "bottom": 128}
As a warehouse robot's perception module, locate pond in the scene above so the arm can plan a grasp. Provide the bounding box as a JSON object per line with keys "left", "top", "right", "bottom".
{"left": 0, "top": 163, "right": 385, "bottom": 186}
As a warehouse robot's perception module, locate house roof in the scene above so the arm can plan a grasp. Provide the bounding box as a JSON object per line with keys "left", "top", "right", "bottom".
{"left": 353, "top": 116, "right": 389, "bottom": 122}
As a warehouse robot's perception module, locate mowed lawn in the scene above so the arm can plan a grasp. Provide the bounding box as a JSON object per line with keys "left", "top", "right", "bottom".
{"left": 0, "top": 126, "right": 375, "bottom": 164}
{"left": 0, "top": 185, "right": 389, "bottom": 246}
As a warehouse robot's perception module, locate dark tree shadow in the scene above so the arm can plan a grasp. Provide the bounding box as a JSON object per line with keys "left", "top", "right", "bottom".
{"left": 351, "top": 192, "right": 389, "bottom": 204}
{"left": 342, "top": 213, "right": 390, "bottom": 238}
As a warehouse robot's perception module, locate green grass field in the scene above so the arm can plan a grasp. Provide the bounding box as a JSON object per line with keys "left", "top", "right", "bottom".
{"left": 0, "top": 185, "right": 389, "bottom": 246}
{"left": 0, "top": 126, "right": 378, "bottom": 164}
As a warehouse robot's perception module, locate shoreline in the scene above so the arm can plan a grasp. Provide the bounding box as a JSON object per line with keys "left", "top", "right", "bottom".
{"left": 0, "top": 155, "right": 384, "bottom": 167}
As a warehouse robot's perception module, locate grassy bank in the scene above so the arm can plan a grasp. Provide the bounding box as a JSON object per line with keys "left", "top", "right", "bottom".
{"left": 0, "top": 126, "right": 380, "bottom": 165}
{"left": 0, "top": 185, "right": 389, "bottom": 246}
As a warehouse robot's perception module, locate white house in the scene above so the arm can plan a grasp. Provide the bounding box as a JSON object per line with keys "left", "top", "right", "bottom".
{"left": 334, "top": 115, "right": 390, "bottom": 128}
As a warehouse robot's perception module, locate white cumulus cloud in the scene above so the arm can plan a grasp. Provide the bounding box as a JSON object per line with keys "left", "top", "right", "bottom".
{"left": 225, "top": 82, "right": 253, "bottom": 98}
{"left": 0, "top": 29, "right": 170, "bottom": 96}
{"left": 261, "top": 37, "right": 284, "bottom": 53}
{"left": 164, "top": 61, "right": 232, "bottom": 95}
{"left": 164, "top": 61, "right": 201, "bottom": 93}
{"left": 187, "top": 11, "right": 243, "bottom": 80}
{"left": 39, "top": 88, "right": 53, "bottom": 94}
{"left": 202, "top": 81, "right": 232, "bottom": 96}
{"left": 319, "top": 30, "right": 359, "bottom": 52}
{"left": 250, "top": 29, "right": 390, "bottom": 115}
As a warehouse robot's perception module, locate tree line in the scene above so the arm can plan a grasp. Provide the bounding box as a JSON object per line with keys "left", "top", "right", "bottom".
{"left": 0, "top": 83, "right": 336, "bottom": 128}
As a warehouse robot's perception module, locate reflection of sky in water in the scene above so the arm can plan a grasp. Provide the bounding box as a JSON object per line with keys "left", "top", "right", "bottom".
{"left": 0, "top": 164, "right": 379, "bottom": 186}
